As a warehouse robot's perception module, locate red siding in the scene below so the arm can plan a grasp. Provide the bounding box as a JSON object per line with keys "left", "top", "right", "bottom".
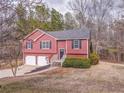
{"left": 22, "top": 30, "right": 89, "bottom": 61}
{"left": 28, "top": 31, "right": 43, "bottom": 40}
{"left": 23, "top": 33, "right": 57, "bottom": 54}
{"left": 66, "top": 40, "right": 88, "bottom": 55}
{"left": 67, "top": 54, "right": 87, "bottom": 58}
{"left": 57, "top": 40, "right": 66, "bottom": 59}
{"left": 57, "top": 40, "right": 66, "bottom": 49}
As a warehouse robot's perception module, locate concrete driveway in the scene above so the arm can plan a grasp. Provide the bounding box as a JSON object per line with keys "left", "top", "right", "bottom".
{"left": 0, "top": 65, "right": 41, "bottom": 78}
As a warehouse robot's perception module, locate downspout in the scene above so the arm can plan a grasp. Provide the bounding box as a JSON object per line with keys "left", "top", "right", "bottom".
{"left": 89, "top": 29, "right": 92, "bottom": 57}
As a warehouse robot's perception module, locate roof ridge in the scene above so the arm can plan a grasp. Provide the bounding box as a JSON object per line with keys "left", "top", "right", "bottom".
{"left": 47, "top": 28, "right": 85, "bottom": 33}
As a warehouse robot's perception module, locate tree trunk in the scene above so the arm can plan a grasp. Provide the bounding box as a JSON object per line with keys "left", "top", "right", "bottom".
{"left": 117, "top": 52, "right": 121, "bottom": 63}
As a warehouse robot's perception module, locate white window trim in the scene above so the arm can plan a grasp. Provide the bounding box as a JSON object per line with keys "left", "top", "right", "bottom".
{"left": 41, "top": 40, "right": 51, "bottom": 49}
{"left": 73, "top": 40, "right": 80, "bottom": 49}
{"left": 26, "top": 41, "right": 32, "bottom": 49}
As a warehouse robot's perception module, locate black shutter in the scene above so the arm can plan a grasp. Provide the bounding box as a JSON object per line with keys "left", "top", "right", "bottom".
{"left": 49, "top": 41, "right": 51, "bottom": 49}
{"left": 26, "top": 42, "right": 28, "bottom": 49}
{"left": 79, "top": 40, "right": 81, "bottom": 49}
{"left": 31, "top": 42, "right": 33, "bottom": 49}
{"left": 72, "top": 40, "right": 74, "bottom": 49}
{"left": 40, "top": 41, "right": 42, "bottom": 49}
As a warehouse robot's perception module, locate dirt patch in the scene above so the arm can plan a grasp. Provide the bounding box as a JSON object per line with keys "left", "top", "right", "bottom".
{"left": 41, "top": 67, "right": 75, "bottom": 76}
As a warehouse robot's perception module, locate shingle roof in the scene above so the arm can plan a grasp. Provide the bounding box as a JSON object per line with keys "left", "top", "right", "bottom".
{"left": 46, "top": 27, "right": 90, "bottom": 40}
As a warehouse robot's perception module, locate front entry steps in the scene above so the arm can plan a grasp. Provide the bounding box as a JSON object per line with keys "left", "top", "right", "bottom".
{"left": 51, "top": 62, "right": 61, "bottom": 67}
{"left": 51, "top": 59, "right": 63, "bottom": 67}
{"left": 50, "top": 55, "right": 66, "bottom": 67}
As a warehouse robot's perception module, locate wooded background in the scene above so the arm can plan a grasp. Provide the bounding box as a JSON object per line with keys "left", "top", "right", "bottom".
{"left": 0, "top": 0, "right": 124, "bottom": 64}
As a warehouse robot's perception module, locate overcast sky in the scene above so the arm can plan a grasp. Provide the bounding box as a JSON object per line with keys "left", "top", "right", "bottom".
{"left": 42, "top": 0, "right": 71, "bottom": 14}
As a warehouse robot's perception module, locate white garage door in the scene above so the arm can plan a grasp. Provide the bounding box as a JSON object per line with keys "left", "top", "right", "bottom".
{"left": 25, "top": 56, "right": 36, "bottom": 65}
{"left": 37, "top": 56, "right": 48, "bottom": 66}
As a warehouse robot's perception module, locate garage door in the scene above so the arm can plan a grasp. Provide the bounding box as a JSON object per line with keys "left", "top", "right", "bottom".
{"left": 25, "top": 56, "right": 36, "bottom": 65}
{"left": 37, "top": 56, "right": 48, "bottom": 66}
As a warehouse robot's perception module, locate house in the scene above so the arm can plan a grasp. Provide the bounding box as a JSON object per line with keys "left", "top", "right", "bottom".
{"left": 22, "top": 28, "right": 90, "bottom": 66}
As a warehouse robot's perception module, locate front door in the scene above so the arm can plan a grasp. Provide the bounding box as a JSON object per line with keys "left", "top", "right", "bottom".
{"left": 60, "top": 49, "right": 65, "bottom": 59}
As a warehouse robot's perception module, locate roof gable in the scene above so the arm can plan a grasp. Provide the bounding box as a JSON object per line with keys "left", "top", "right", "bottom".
{"left": 23, "top": 29, "right": 57, "bottom": 41}
{"left": 23, "top": 29, "right": 44, "bottom": 40}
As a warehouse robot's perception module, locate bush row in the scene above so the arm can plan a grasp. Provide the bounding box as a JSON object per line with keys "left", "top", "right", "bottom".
{"left": 62, "top": 52, "right": 99, "bottom": 68}
{"left": 63, "top": 58, "right": 91, "bottom": 68}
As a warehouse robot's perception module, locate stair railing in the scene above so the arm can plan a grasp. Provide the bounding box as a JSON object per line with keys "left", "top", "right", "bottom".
{"left": 60, "top": 55, "right": 66, "bottom": 67}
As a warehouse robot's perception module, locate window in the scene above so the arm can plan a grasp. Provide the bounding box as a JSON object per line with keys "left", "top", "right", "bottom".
{"left": 40, "top": 41, "right": 51, "bottom": 49}
{"left": 73, "top": 40, "right": 81, "bottom": 49}
{"left": 26, "top": 41, "right": 33, "bottom": 49}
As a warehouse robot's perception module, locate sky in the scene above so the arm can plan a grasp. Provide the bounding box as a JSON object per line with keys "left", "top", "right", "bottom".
{"left": 42, "top": 0, "right": 71, "bottom": 14}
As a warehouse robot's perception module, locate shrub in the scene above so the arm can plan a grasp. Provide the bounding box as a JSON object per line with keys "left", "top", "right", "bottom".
{"left": 80, "top": 58, "right": 91, "bottom": 68}
{"left": 90, "top": 52, "right": 99, "bottom": 65}
{"left": 62, "top": 58, "right": 91, "bottom": 68}
{"left": 72, "top": 59, "right": 83, "bottom": 68}
{"left": 62, "top": 58, "right": 74, "bottom": 67}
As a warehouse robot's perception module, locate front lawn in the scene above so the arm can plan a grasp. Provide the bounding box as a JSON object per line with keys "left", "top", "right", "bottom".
{"left": 0, "top": 62, "right": 124, "bottom": 93}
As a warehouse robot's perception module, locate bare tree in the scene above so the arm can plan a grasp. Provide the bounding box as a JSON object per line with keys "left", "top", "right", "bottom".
{"left": 111, "top": 19, "right": 124, "bottom": 62}
{"left": 8, "top": 42, "right": 21, "bottom": 76}
{"left": 69, "top": 0, "right": 118, "bottom": 52}
{"left": 69, "top": 0, "right": 90, "bottom": 27}
{"left": 0, "top": 0, "right": 23, "bottom": 76}
{"left": 64, "top": 12, "right": 78, "bottom": 30}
